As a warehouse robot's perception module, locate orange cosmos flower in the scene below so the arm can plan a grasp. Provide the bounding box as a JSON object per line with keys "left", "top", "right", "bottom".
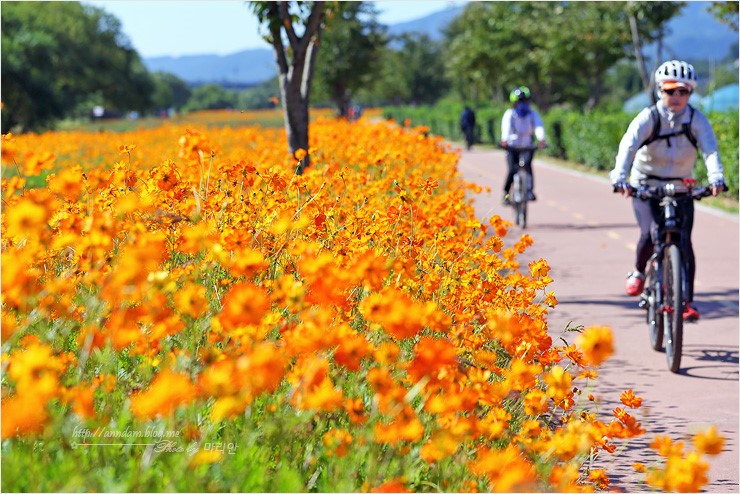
{"left": 297, "top": 377, "right": 344, "bottom": 412}
{"left": 1, "top": 392, "right": 50, "bottom": 438}
{"left": 692, "top": 426, "right": 725, "bottom": 455}
{"left": 4, "top": 196, "right": 51, "bottom": 241}
{"left": 420, "top": 429, "right": 461, "bottom": 463}
{"left": 505, "top": 359, "right": 542, "bottom": 391}
{"left": 6, "top": 343, "right": 64, "bottom": 396}
{"left": 528, "top": 258, "right": 550, "bottom": 278}
{"left": 646, "top": 451, "right": 709, "bottom": 493}
{"left": 576, "top": 325, "right": 614, "bottom": 367}
{"left": 173, "top": 283, "right": 209, "bottom": 319}
{"left": 47, "top": 165, "right": 85, "bottom": 201}
{"left": 23, "top": 150, "right": 56, "bottom": 175}
{"left": 130, "top": 370, "right": 197, "bottom": 420}
{"left": 359, "top": 288, "right": 426, "bottom": 340}
{"left": 548, "top": 464, "right": 581, "bottom": 491}
{"left": 619, "top": 389, "right": 643, "bottom": 408}
{"left": 177, "top": 222, "right": 219, "bottom": 254}
{"left": 374, "top": 406, "right": 424, "bottom": 444}
{"left": 544, "top": 365, "right": 573, "bottom": 403}
{"left": 419, "top": 177, "right": 438, "bottom": 195}
{"left": 322, "top": 428, "right": 353, "bottom": 457}
{"left": 217, "top": 282, "right": 270, "bottom": 329}
{"left": 470, "top": 445, "right": 537, "bottom": 492}
{"left": 523, "top": 388, "right": 549, "bottom": 416}
{"left": 407, "top": 336, "right": 457, "bottom": 383}
{"left": 343, "top": 397, "right": 367, "bottom": 425}
{"left": 332, "top": 326, "right": 372, "bottom": 371}
{"left": 119, "top": 144, "right": 137, "bottom": 154}
{"left": 514, "top": 233, "right": 534, "bottom": 254}
{"left": 369, "top": 477, "right": 411, "bottom": 493}
{"left": 62, "top": 384, "right": 97, "bottom": 419}
{"left": 588, "top": 469, "right": 610, "bottom": 490}
{"left": 223, "top": 247, "right": 267, "bottom": 278}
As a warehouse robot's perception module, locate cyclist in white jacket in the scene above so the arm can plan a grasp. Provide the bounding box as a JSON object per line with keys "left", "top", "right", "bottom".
{"left": 500, "top": 86, "right": 547, "bottom": 204}
{"left": 610, "top": 60, "right": 725, "bottom": 321}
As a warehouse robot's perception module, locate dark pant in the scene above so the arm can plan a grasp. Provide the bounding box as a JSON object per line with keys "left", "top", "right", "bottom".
{"left": 632, "top": 196, "right": 696, "bottom": 302}
{"left": 462, "top": 127, "right": 474, "bottom": 149}
{"left": 504, "top": 149, "right": 534, "bottom": 193}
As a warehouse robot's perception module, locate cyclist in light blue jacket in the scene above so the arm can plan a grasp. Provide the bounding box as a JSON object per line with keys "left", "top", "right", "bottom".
{"left": 610, "top": 60, "right": 725, "bottom": 321}
{"left": 500, "top": 86, "right": 547, "bottom": 205}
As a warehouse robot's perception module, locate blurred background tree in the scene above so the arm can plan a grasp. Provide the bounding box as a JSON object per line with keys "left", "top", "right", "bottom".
{"left": 1, "top": 2, "right": 154, "bottom": 132}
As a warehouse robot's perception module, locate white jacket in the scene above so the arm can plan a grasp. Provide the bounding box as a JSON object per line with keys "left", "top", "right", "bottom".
{"left": 501, "top": 108, "right": 546, "bottom": 147}
{"left": 610, "top": 101, "right": 724, "bottom": 187}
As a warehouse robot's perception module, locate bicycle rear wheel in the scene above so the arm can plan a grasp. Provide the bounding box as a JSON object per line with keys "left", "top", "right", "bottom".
{"left": 663, "top": 244, "right": 683, "bottom": 373}
{"left": 645, "top": 258, "right": 663, "bottom": 351}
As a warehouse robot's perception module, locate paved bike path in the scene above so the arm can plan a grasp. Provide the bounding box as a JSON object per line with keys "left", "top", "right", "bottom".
{"left": 456, "top": 146, "right": 739, "bottom": 492}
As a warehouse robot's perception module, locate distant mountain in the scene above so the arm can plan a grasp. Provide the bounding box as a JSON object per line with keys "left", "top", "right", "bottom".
{"left": 144, "top": 49, "right": 275, "bottom": 86}
{"left": 645, "top": 1, "right": 738, "bottom": 61}
{"left": 386, "top": 5, "right": 464, "bottom": 41}
{"left": 142, "top": 3, "right": 737, "bottom": 86}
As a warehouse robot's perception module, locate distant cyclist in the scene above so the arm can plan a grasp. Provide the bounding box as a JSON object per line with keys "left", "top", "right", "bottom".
{"left": 500, "top": 86, "right": 547, "bottom": 205}
{"left": 610, "top": 59, "right": 726, "bottom": 321}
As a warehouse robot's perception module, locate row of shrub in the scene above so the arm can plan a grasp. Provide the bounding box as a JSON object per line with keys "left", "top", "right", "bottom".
{"left": 384, "top": 104, "right": 739, "bottom": 198}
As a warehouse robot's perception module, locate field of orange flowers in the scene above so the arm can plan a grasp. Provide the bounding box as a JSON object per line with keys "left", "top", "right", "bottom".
{"left": 1, "top": 109, "right": 724, "bottom": 492}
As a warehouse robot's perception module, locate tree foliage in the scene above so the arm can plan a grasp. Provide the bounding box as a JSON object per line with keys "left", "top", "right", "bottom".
{"left": 150, "top": 72, "right": 192, "bottom": 112}
{"left": 443, "top": 2, "right": 683, "bottom": 110}
{"left": 379, "top": 33, "right": 450, "bottom": 106}
{"left": 182, "top": 84, "right": 237, "bottom": 112}
{"left": 312, "top": 2, "right": 387, "bottom": 116}
{"left": 708, "top": 0, "right": 739, "bottom": 31}
{"left": 1, "top": 1, "right": 154, "bottom": 132}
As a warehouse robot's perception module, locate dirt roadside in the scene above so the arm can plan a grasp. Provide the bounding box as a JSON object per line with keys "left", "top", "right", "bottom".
{"left": 456, "top": 145, "right": 739, "bottom": 493}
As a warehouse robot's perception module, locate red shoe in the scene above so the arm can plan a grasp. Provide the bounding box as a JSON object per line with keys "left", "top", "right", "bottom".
{"left": 683, "top": 304, "right": 700, "bottom": 321}
{"left": 625, "top": 272, "right": 645, "bottom": 296}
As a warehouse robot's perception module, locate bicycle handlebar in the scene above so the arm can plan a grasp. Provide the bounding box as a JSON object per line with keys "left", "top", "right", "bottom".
{"left": 615, "top": 183, "right": 727, "bottom": 201}
{"left": 496, "top": 144, "right": 547, "bottom": 152}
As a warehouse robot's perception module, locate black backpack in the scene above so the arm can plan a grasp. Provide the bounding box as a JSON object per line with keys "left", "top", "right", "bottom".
{"left": 639, "top": 104, "right": 697, "bottom": 150}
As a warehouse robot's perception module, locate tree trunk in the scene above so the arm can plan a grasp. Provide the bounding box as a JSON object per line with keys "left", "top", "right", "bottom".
{"left": 264, "top": 1, "right": 325, "bottom": 175}
{"left": 628, "top": 6, "right": 655, "bottom": 104}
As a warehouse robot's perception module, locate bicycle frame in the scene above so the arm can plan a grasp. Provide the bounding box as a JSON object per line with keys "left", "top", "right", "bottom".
{"left": 499, "top": 145, "right": 539, "bottom": 228}
{"left": 649, "top": 195, "right": 688, "bottom": 316}
{"left": 630, "top": 181, "right": 715, "bottom": 372}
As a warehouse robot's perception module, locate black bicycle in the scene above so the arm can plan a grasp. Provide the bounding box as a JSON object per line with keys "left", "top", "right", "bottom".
{"left": 499, "top": 145, "right": 540, "bottom": 229}
{"left": 627, "top": 182, "right": 716, "bottom": 373}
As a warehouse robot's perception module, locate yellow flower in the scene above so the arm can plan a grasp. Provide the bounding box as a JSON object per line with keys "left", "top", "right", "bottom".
{"left": 576, "top": 326, "right": 614, "bottom": 366}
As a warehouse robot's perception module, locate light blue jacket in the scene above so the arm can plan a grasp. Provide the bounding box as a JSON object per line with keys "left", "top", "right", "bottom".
{"left": 501, "top": 108, "right": 546, "bottom": 147}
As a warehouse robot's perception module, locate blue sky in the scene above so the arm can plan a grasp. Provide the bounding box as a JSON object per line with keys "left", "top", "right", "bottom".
{"left": 85, "top": 1, "right": 465, "bottom": 58}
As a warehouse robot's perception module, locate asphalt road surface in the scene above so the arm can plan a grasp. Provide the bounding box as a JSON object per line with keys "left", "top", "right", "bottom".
{"left": 457, "top": 146, "right": 739, "bottom": 493}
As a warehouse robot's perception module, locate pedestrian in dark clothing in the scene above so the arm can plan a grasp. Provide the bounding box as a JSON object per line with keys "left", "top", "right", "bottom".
{"left": 460, "top": 106, "right": 476, "bottom": 150}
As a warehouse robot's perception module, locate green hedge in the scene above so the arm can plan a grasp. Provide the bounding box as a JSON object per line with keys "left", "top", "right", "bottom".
{"left": 384, "top": 105, "right": 738, "bottom": 198}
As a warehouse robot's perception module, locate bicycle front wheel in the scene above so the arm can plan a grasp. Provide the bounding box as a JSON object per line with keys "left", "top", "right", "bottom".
{"left": 513, "top": 171, "right": 528, "bottom": 228}
{"left": 663, "top": 244, "right": 683, "bottom": 373}
{"left": 645, "top": 258, "right": 663, "bottom": 351}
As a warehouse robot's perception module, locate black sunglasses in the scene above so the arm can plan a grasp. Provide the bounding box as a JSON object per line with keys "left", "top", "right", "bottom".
{"left": 662, "top": 88, "right": 691, "bottom": 96}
